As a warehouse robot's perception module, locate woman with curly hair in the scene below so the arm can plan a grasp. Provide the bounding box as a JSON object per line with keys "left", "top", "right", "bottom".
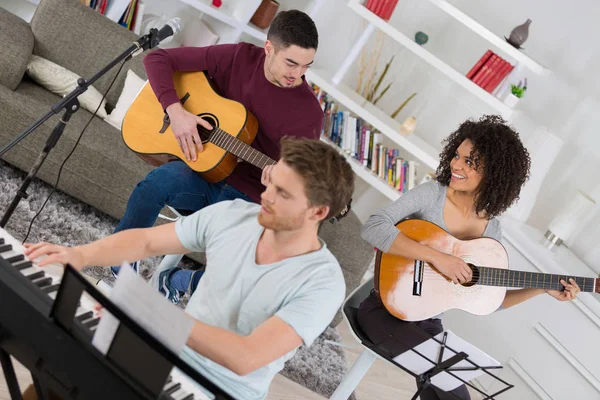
{"left": 357, "top": 115, "right": 580, "bottom": 400}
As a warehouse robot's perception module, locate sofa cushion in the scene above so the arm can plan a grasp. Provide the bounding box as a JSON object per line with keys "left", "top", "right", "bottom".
{"left": 105, "top": 69, "right": 146, "bottom": 129}
{"left": 26, "top": 55, "right": 109, "bottom": 118}
{"left": 0, "top": 8, "right": 34, "bottom": 90}
{"left": 30, "top": 0, "right": 147, "bottom": 108}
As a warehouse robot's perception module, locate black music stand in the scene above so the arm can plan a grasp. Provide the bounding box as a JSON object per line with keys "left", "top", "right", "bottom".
{"left": 387, "top": 330, "right": 513, "bottom": 400}
{"left": 49, "top": 264, "right": 234, "bottom": 399}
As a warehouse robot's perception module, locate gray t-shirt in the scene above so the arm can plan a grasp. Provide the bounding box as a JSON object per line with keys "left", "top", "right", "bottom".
{"left": 175, "top": 199, "right": 345, "bottom": 400}
{"left": 361, "top": 180, "right": 502, "bottom": 251}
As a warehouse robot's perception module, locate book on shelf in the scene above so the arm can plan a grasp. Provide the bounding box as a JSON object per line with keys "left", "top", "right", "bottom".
{"left": 364, "top": 0, "right": 399, "bottom": 21}
{"left": 311, "top": 83, "right": 419, "bottom": 194}
{"left": 465, "top": 50, "right": 515, "bottom": 95}
{"left": 84, "top": 0, "right": 144, "bottom": 32}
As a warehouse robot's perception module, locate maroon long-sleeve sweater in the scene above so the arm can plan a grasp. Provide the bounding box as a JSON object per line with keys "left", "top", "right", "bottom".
{"left": 142, "top": 42, "right": 324, "bottom": 202}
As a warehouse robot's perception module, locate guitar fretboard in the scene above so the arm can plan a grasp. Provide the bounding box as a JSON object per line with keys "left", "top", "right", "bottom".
{"left": 210, "top": 128, "right": 276, "bottom": 169}
{"left": 478, "top": 267, "right": 598, "bottom": 293}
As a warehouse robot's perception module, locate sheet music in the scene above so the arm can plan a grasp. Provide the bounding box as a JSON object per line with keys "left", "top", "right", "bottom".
{"left": 393, "top": 330, "right": 501, "bottom": 391}
{"left": 92, "top": 263, "right": 194, "bottom": 356}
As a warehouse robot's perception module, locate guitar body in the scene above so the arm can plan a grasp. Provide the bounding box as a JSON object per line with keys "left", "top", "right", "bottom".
{"left": 375, "top": 219, "right": 509, "bottom": 321}
{"left": 121, "top": 71, "right": 259, "bottom": 183}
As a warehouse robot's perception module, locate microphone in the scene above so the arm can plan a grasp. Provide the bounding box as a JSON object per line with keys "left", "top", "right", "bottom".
{"left": 156, "top": 17, "right": 185, "bottom": 44}
{"left": 130, "top": 17, "right": 185, "bottom": 57}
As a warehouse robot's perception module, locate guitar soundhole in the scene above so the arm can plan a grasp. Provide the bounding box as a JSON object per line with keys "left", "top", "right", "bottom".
{"left": 463, "top": 263, "right": 480, "bottom": 287}
{"left": 196, "top": 113, "right": 219, "bottom": 143}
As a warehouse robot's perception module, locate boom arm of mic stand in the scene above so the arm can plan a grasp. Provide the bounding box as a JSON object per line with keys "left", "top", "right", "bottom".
{"left": 0, "top": 33, "right": 155, "bottom": 228}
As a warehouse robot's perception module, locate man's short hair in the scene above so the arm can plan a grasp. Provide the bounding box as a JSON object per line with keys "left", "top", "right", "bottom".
{"left": 280, "top": 137, "right": 354, "bottom": 221}
{"left": 267, "top": 10, "right": 319, "bottom": 51}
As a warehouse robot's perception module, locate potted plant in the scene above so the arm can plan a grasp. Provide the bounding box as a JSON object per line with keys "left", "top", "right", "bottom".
{"left": 504, "top": 78, "right": 527, "bottom": 108}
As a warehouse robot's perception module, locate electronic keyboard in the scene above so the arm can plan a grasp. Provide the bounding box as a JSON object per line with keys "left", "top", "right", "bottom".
{"left": 0, "top": 227, "right": 234, "bottom": 400}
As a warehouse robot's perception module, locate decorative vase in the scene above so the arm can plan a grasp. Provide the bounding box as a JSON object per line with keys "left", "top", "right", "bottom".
{"left": 505, "top": 19, "right": 531, "bottom": 49}
{"left": 415, "top": 31, "right": 428, "bottom": 46}
{"left": 545, "top": 189, "right": 596, "bottom": 248}
{"left": 250, "top": 0, "right": 280, "bottom": 30}
{"left": 504, "top": 127, "right": 563, "bottom": 222}
{"left": 399, "top": 116, "right": 416, "bottom": 136}
{"left": 503, "top": 93, "right": 520, "bottom": 108}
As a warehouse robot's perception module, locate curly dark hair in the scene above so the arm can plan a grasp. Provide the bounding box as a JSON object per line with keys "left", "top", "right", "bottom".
{"left": 436, "top": 115, "right": 531, "bottom": 219}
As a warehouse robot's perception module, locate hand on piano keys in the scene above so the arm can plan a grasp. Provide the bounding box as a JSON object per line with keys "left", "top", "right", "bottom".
{"left": 23, "top": 241, "right": 85, "bottom": 271}
{"left": 0, "top": 227, "right": 101, "bottom": 330}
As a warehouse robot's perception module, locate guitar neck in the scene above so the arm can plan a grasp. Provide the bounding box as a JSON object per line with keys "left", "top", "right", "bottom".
{"left": 211, "top": 128, "right": 276, "bottom": 169}
{"left": 478, "top": 267, "right": 599, "bottom": 293}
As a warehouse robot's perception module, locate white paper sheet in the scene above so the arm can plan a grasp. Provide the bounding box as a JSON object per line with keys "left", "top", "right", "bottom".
{"left": 91, "top": 262, "right": 194, "bottom": 356}
{"left": 393, "top": 330, "right": 501, "bottom": 391}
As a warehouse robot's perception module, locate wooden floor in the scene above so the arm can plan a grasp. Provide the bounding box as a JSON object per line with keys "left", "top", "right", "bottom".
{"left": 0, "top": 321, "right": 483, "bottom": 399}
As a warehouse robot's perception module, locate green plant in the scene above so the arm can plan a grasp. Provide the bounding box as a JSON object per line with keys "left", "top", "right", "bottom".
{"left": 511, "top": 78, "right": 528, "bottom": 98}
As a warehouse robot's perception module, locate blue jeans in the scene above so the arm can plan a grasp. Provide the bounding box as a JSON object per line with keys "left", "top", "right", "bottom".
{"left": 111, "top": 161, "right": 254, "bottom": 276}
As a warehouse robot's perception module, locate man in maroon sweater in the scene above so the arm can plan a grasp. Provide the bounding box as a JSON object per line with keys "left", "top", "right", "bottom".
{"left": 109, "top": 10, "right": 324, "bottom": 295}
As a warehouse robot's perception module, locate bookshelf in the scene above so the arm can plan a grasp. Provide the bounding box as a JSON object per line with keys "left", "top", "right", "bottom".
{"left": 306, "top": 69, "right": 439, "bottom": 171}
{"left": 425, "top": 0, "right": 550, "bottom": 76}
{"left": 347, "top": 0, "right": 514, "bottom": 118}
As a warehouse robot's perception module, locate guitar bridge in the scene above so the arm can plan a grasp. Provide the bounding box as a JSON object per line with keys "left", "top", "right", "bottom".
{"left": 413, "top": 260, "right": 425, "bottom": 296}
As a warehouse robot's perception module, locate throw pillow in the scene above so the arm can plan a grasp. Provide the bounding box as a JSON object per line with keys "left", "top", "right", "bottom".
{"left": 26, "top": 55, "right": 108, "bottom": 119}
{"left": 104, "top": 69, "right": 146, "bottom": 130}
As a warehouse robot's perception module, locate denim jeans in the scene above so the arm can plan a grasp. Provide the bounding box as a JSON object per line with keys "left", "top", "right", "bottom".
{"left": 110, "top": 160, "right": 254, "bottom": 276}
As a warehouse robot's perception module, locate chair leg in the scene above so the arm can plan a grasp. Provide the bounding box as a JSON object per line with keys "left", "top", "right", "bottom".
{"left": 330, "top": 350, "right": 377, "bottom": 400}
{"left": 149, "top": 254, "right": 184, "bottom": 291}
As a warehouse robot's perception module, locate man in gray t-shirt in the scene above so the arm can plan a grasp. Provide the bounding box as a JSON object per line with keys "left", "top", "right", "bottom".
{"left": 24, "top": 138, "right": 355, "bottom": 400}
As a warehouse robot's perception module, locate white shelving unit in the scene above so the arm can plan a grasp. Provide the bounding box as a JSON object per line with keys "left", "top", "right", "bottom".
{"left": 306, "top": 69, "right": 440, "bottom": 171}
{"left": 425, "top": 0, "right": 550, "bottom": 76}
{"left": 346, "top": 0, "right": 514, "bottom": 119}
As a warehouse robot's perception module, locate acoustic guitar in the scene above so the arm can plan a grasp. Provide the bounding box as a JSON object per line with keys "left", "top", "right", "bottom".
{"left": 375, "top": 219, "right": 600, "bottom": 321}
{"left": 121, "top": 71, "right": 275, "bottom": 182}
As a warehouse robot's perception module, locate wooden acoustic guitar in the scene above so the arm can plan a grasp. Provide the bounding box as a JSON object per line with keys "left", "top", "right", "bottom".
{"left": 121, "top": 71, "right": 275, "bottom": 182}
{"left": 375, "top": 219, "right": 600, "bottom": 321}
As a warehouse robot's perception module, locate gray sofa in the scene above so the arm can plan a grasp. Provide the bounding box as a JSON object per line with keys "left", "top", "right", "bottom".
{"left": 0, "top": 0, "right": 152, "bottom": 220}
{"left": 0, "top": 0, "right": 374, "bottom": 327}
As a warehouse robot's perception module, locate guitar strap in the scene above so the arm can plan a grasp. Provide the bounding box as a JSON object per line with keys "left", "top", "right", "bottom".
{"left": 159, "top": 93, "right": 191, "bottom": 133}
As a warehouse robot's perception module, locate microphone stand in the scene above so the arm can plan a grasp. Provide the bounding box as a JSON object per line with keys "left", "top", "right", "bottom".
{"left": 0, "top": 28, "right": 163, "bottom": 228}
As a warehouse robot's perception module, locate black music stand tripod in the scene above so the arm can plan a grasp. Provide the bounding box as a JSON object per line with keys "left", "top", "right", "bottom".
{"left": 391, "top": 330, "right": 514, "bottom": 400}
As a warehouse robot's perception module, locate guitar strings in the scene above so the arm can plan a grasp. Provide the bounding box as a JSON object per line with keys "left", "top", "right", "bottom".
{"left": 395, "top": 270, "right": 576, "bottom": 288}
